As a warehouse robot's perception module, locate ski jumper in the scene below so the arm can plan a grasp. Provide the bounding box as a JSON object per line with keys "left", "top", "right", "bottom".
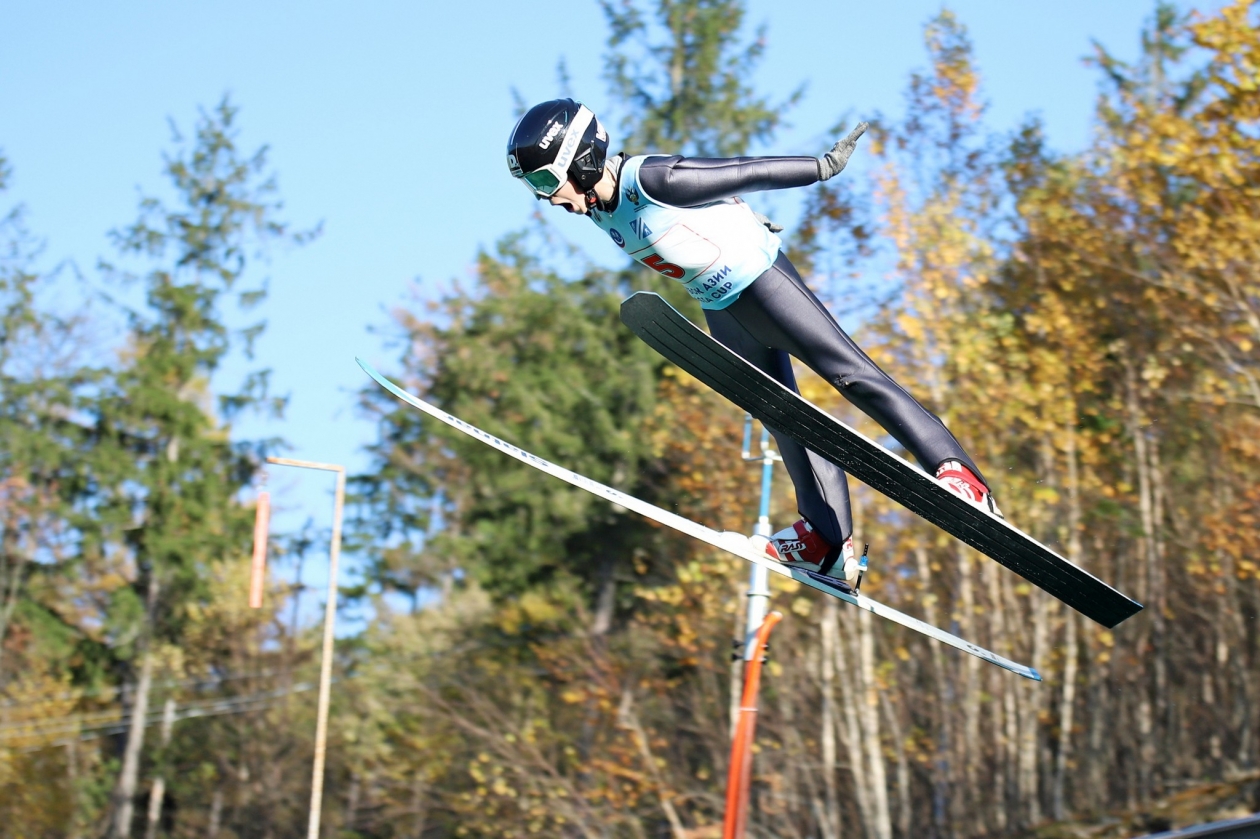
{"left": 591, "top": 153, "right": 987, "bottom": 547}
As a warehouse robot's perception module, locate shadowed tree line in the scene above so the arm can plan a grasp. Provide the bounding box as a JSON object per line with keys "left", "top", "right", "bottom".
{"left": 2, "top": 2, "right": 1259, "bottom": 838}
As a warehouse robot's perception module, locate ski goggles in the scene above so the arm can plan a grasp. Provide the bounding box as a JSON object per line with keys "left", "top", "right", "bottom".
{"left": 512, "top": 105, "right": 595, "bottom": 198}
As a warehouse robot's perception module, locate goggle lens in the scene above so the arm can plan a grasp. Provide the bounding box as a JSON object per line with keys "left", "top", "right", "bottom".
{"left": 523, "top": 168, "right": 563, "bottom": 196}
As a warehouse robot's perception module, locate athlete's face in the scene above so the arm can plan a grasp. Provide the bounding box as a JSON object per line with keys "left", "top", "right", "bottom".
{"left": 546, "top": 178, "right": 588, "bottom": 215}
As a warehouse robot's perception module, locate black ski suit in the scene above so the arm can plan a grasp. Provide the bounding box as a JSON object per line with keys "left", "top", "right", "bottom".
{"left": 614, "top": 153, "right": 987, "bottom": 547}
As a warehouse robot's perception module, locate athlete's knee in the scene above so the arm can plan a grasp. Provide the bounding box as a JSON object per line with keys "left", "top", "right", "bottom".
{"left": 827, "top": 371, "right": 895, "bottom": 411}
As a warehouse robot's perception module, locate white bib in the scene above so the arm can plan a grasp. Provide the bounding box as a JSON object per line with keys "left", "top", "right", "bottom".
{"left": 588, "top": 155, "right": 781, "bottom": 310}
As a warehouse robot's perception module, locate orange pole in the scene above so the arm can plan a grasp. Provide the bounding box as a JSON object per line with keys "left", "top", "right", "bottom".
{"left": 248, "top": 490, "right": 270, "bottom": 608}
{"left": 723, "top": 610, "right": 783, "bottom": 839}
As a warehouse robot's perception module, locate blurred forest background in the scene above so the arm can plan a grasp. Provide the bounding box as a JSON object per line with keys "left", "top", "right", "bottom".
{"left": 2, "top": 1, "right": 1259, "bottom": 837}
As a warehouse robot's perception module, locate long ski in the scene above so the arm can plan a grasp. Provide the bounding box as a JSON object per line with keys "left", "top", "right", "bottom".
{"left": 620, "top": 291, "right": 1142, "bottom": 629}
{"left": 359, "top": 357, "right": 1041, "bottom": 681}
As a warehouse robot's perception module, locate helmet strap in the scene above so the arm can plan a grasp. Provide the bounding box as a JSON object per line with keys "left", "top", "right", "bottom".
{"left": 584, "top": 189, "right": 599, "bottom": 209}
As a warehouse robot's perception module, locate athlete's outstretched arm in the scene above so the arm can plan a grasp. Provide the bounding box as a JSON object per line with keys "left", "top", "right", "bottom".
{"left": 637, "top": 122, "right": 869, "bottom": 208}
{"left": 637, "top": 155, "right": 819, "bottom": 208}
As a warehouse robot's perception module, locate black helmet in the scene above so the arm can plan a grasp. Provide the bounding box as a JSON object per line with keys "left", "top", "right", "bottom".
{"left": 506, "top": 99, "right": 609, "bottom": 197}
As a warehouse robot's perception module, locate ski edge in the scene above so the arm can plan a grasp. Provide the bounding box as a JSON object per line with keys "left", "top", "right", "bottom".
{"left": 357, "top": 357, "right": 1042, "bottom": 683}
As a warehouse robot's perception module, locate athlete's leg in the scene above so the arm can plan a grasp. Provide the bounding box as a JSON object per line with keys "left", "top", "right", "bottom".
{"left": 704, "top": 306, "right": 853, "bottom": 546}
{"left": 723, "top": 253, "right": 989, "bottom": 485}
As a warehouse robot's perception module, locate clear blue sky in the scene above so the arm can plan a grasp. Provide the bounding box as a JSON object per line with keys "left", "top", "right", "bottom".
{"left": 0, "top": 0, "right": 1217, "bottom": 616}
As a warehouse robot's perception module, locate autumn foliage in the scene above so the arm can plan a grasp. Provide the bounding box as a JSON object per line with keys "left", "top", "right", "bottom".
{"left": 3, "top": 2, "right": 1260, "bottom": 838}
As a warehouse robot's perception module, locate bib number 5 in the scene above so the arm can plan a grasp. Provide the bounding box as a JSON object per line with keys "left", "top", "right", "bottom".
{"left": 642, "top": 254, "right": 685, "bottom": 280}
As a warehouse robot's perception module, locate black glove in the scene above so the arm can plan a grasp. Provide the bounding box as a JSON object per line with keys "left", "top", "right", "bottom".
{"left": 817, "top": 122, "right": 869, "bottom": 181}
{"left": 753, "top": 211, "right": 784, "bottom": 233}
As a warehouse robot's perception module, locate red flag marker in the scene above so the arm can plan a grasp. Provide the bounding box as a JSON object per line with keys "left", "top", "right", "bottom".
{"left": 249, "top": 490, "right": 270, "bottom": 608}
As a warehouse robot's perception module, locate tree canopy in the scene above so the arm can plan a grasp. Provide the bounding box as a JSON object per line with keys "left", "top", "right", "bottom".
{"left": 3, "top": 2, "right": 1260, "bottom": 837}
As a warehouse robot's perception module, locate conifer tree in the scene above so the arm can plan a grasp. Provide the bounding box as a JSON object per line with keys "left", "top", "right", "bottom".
{"left": 78, "top": 99, "right": 307, "bottom": 837}
{"left": 351, "top": 1, "right": 798, "bottom": 831}
{"left": 0, "top": 152, "right": 49, "bottom": 672}
{"left": 601, "top": 0, "right": 798, "bottom": 157}
{"left": 0, "top": 154, "right": 100, "bottom": 688}
{"left": 361, "top": 0, "right": 790, "bottom": 632}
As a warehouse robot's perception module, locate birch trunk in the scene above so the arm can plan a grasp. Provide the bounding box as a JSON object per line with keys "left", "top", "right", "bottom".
{"left": 1124, "top": 360, "right": 1157, "bottom": 802}
{"left": 1244, "top": 579, "right": 1260, "bottom": 767}
{"left": 1220, "top": 548, "right": 1255, "bottom": 768}
{"left": 206, "top": 789, "right": 223, "bottom": 839}
{"left": 821, "top": 600, "right": 842, "bottom": 839}
{"left": 617, "top": 688, "right": 688, "bottom": 839}
{"left": 67, "top": 736, "right": 82, "bottom": 839}
{"left": 857, "top": 610, "right": 892, "bottom": 839}
{"left": 1053, "top": 418, "right": 1083, "bottom": 818}
{"left": 1004, "top": 624, "right": 1021, "bottom": 827}
{"left": 1148, "top": 432, "right": 1171, "bottom": 782}
{"left": 879, "top": 691, "right": 911, "bottom": 839}
{"left": 984, "top": 559, "right": 1011, "bottom": 834}
{"left": 112, "top": 574, "right": 160, "bottom": 839}
{"left": 779, "top": 671, "right": 824, "bottom": 836}
{"left": 1084, "top": 626, "right": 1108, "bottom": 814}
{"left": 836, "top": 610, "right": 874, "bottom": 834}
{"left": 1018, "top": 591, "right": 1047, "bottom": 826}
{"left": 345, "top": 773, "right": 362, "bottom": 833}
{"left": 955, "top": 543, "right": 980, "bottom": 822}
{"left": 1052, "top": 611, "right": 1078, "bottom": 819}
{"left": 144, "top": 697, "right": 177, "bottom": 839}
{"left": 999, "top": 569, "right": 1035, "bottom": 829}
{"left": 914, "top": 542, "right": 953, "bottom": 837}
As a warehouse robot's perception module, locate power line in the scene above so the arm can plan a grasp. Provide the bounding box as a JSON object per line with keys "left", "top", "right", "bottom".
{"left": 0, "top": 666, "right": 305, "bottom": 709}
{"left": 0, "top": 681, "right": 321, "bottom": 747}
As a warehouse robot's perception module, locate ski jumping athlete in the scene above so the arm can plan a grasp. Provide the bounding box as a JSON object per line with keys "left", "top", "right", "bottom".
{"left": 506, "top": 98, "right": 1001, "bottom": 584}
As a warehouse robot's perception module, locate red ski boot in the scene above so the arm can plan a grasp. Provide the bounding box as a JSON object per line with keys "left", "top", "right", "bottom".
{"left": 935, "top": 460, "right": 1003, "bottom": 518}
{"left": 764, "top": 519, "right": 859, "bottom": 583}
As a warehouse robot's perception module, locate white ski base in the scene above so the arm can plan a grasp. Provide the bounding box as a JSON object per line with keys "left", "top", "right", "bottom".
{"left": 359, "top": 358, "right": 1041, "bottom": 682}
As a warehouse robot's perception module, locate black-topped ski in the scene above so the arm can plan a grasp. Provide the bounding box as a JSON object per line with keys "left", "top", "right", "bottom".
{"left": 621, "top": 292, "right": 1142, "bottom": 629}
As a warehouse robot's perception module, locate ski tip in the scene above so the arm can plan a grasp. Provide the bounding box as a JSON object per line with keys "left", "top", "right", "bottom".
{"left": 357, "top": 357, "right": 392, "bottom": 389}
{"left": 1030, "top": 668, "right": 1044, "bottom": 683}
{"left": 356, "top": 358, "right": 411, "bottom": 405}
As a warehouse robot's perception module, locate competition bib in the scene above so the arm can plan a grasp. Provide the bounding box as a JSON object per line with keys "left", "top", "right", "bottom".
{"left": 588, "top": 155, "right": 781, "bottom": 310}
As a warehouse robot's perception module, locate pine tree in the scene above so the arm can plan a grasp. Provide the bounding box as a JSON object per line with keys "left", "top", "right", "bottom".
{"left": 601, "top": 0, "right": 798, "bottom": 157}
{"left": 351, "top": 1, "right": 800, "bottom": 832}
{"left": 75, "top": 99, "right": 308, "bottom": 837}
{"left": 361, "top": 0, "right": 791, "bottom": 631}
{"left": 0, "top": 153, "right": 102, "bottom": 689}
{"left": 0, "top": 153, "right": 110, "bottom": 834}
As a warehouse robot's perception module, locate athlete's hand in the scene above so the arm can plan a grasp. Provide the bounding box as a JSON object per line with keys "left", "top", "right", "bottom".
{"left": 753, "top": 211, "right": 784, "bottom": 233}
{"left": 817, "top": 121, "right": 869, "bottom": 181}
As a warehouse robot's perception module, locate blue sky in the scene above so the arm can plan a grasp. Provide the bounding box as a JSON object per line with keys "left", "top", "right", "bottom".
{"left": 0, "top": 0, "right": 1218, "bottom": 619}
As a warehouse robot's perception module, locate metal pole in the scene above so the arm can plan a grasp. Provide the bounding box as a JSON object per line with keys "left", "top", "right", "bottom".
{"left": 265, "top": 457, "right": 345, "bottom": 839}
{"left": 740, "top": 417, "right": 779, "bottom": 661}
{"left": 721, "top": 419, "right": 784, "bottom": 837}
